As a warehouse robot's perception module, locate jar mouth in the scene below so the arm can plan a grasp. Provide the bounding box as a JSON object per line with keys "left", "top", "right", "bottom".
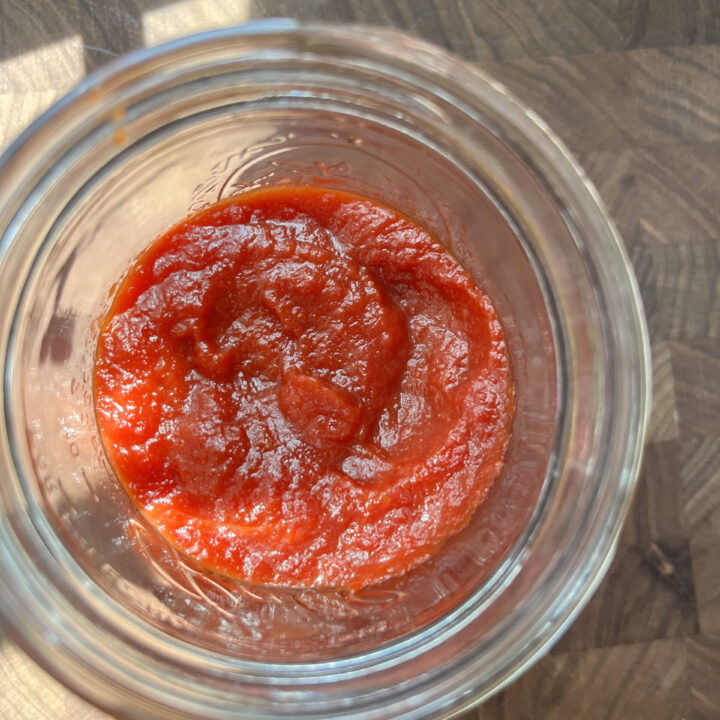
{"left": 0, "top": 20, "right": 651, "bottom": 720}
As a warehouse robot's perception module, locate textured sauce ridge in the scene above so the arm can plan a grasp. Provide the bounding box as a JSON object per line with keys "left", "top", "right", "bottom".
{"left": 95, "top": 186, "right": 514, "bottom": 589}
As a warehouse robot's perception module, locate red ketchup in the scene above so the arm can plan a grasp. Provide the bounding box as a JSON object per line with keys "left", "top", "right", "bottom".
{"left": 95, "top": 186, "right": 514, "bottom": 589}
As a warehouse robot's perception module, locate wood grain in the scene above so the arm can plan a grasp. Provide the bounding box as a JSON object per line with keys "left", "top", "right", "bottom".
{"left": 581, "top": 142, "right": 720, "bottom": 247}
{"left": 483, "top": 45, "right": 720, "bottom": 154}
{"left": 0, "top": 1, "right": 718, "bottom": 718}
{"left": 552, "top": 440, "right": 697, "bottom": 653}
{"left": 681, "top": 436, "right": 720, "bottom": 633}
{"left": 631, "top": 243, "right": 720, "bottom": 341}
{"left": 688, "top": 632, "right": 720, "bottom": 719}
{"left": 477, "top": 638, "right": 690, "bottom": 720}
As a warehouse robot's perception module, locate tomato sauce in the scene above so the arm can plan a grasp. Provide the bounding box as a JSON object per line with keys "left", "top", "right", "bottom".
{"left": 95, "top": 186, "right": 514, "bottom": 589}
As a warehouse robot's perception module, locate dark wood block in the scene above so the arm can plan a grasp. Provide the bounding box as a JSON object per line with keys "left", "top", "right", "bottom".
{"left": 680, "top": 437, "right": 720, "bottom": 633}
{"left": 618, "top": 0, "right": 720, "bottom": 49}
{"left": 496, "top": 638, "right": 688, "bottom": 720}
{"left": 484, "top": 51, "right": 637, "bottom": 154}
{"left": 552, "top": 440, "right": 697, "bottom": 652}
{"left": 688, "top": 632, "right": 720, "bottom": 720}
{"left": 581, "top": 142, "right": 720, "bottom": 247}
{"left": 670, "top": 340, "right": 720, "bottom": 439}
{"left": 631, "top": 241, "right": 720, "bottom": 342}
{"left": 484, "top": 46, "right": 720, "bottom": 155}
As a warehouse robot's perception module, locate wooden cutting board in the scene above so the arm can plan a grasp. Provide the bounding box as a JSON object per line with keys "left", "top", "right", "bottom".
{"left": 0, "top": 1, "right": 717, "bottom": 718}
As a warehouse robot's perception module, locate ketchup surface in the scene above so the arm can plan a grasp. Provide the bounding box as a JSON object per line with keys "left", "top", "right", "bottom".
{"left": 95, "top": 186, "right": 514, "bottom": 589}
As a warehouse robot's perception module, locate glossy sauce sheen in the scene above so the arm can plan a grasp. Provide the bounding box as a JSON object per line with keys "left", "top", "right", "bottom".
{"left": 95, "top": 186, "right": 514, "bottom": 589}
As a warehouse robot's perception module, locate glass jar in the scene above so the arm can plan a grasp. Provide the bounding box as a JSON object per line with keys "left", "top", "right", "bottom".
{"left": 0, "top": 21, "right": 651, "bottom": 720}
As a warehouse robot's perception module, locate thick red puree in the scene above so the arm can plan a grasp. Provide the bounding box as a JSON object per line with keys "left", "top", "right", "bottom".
{"left": 95, "top": 186, "right": 514, "bottom": 589}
